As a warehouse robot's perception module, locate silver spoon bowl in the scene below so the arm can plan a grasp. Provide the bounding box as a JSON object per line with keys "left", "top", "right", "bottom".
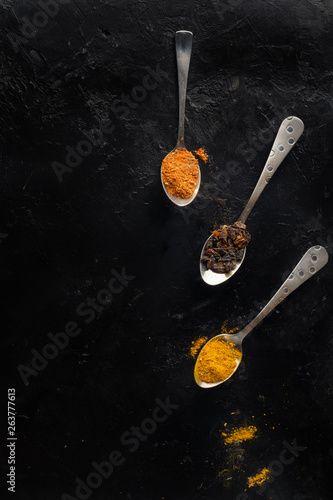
{"left": 200, "top": 116, "right": 304, "bottom": 285}
{"left": 200, "top": 243, "right": 246, "bottom": 286}
{"left": 161, "top": 31, "right": 201, "bottom": 206}
{"left": 195, "top": 245, "right": 329, "bottom": 388}
{"left": 161, "top": 150, "right": 201, "bottom": 207}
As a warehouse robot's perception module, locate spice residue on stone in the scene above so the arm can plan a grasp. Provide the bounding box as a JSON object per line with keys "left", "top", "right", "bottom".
{"left": 220, "top": 319, "right": 238, "bottom": 335}
{"left": 194, "top": 147, "right": 209, "bottom": 163}
{"left": 161, "top": 149, "right": 199, "bottom": 199}
{"left": 221, "top": 425, "right": 258, "bottom": 444}
{"left": 247, "top": 467, "right": 271, "bottom": 488}
{"left": 195, "top": 337, "right": 242, "bottom": 384}
{"left": 189, "top": 336, "right": 208, "bottom": 359}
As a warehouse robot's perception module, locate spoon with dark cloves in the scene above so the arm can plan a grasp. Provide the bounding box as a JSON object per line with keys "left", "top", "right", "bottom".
{"left": 200, "top": 116, "right": 305, "bottom": 286}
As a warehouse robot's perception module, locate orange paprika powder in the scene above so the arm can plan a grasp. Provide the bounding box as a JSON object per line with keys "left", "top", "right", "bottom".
{"left": 161, "top": 149, "right": 199, "bottom": 199}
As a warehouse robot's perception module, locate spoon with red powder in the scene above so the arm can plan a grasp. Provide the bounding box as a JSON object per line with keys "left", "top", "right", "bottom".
{"left": 161, "top": 31, "right": 201, "bottom": 206}
{"left": 200, "top": 116, "right": 304, "bottom": 285}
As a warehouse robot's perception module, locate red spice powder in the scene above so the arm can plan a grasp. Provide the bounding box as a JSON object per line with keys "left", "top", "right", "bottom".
{"left": 161, "top": 149, "right": 199, "bottom": 199}
{"left": 194, "top": 147, "right": 209, "bottom": 163}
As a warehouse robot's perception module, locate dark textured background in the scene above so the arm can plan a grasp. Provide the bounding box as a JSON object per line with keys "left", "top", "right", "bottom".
{"left": 1, "top": 1, "right": 333, "bottom": 499}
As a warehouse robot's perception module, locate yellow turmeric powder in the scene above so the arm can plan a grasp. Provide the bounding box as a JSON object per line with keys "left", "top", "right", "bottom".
{"left": 248, "top": 467, "right": 271, "bottom": 488}
{"left": 161, "top": 149, "right": 199, "bottom": 199}
{"left": 220, "top": 319, "right": 239, "bottom": 335}
{"left": 195, "top": 337, "right": 242, "bottom": 384}
{"left": 189, "top": 336, "right": 208, "bottom": 358}
{"left": 221, "top": 425, "right": 257, "bottom": 444}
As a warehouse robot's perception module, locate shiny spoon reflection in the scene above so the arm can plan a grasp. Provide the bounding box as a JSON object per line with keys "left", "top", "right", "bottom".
{"left": 200, "top": 116, "right": 304, "bottom": 285}
{"left": 195, "top": 246, "right": 328, "bottom": 388}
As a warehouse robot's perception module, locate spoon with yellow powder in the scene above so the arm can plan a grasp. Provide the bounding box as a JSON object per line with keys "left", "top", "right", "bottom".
{"left": 195, "top": 245, "right": 328, "bottom": 388}
{"left": 161, "top": 31, "right": 201, "bottom": 206}
{"left": 200, "top": 116, "right": 304, "bottom": 285}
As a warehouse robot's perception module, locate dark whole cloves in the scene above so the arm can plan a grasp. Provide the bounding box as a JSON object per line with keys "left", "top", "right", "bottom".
{"left": 201, "top": 221, "right": 251, "bottom": 274}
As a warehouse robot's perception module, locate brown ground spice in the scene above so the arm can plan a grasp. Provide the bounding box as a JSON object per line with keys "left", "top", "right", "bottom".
{"left": 161, "top": 149, "right": 199, "bottom": 199}
{"left": 195, "top": 337, "right": 242, "bottom": 384}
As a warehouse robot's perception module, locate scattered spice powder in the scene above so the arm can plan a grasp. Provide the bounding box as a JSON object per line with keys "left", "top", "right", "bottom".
{"left": 194, "top": 147, "right": 209, "bottom": 163}
{"left": 247, "top": 467, "right": 271, "bottom": 488}
{"left": 221, "top": 425, "right": 258, "bottom": 444}
{"left": 220, "top": 319, "right": 238, "bottom": 335}
{"left": 189, "top": 336, "right": 208, "bottom": 359}
{"left": 195, "top": 337, "right": 242, "bottom": 384}
{"left": 217, "top": 449, "right": 244, "bottom": 484}
{"left": 161, "top": 149, "right": 199, "bottom": 199}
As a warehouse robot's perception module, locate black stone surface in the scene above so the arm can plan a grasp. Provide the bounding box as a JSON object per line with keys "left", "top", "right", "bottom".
{"left": 1, "top": 1, "right": 333, "bottom": 499}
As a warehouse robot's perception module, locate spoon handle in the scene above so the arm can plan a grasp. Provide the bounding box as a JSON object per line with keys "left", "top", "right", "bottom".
{"left": 239, "top": 245, "right": 328, "bottom": 339}
{"left": 175, "top": 30, "right": 193, "bottom": 150}
{"left": 239, "top": 116, "right": 304, "bottom": 224}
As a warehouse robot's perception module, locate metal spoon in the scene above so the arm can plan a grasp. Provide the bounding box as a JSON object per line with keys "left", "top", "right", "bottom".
{"left": 195, "top": 245, "right": 328, "bottom": 388}
{"left": 161, "top": 30, "right": 201, "bottom": 206}
{"left": 200, "top": 116, "right": 305, "bottom": 285}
